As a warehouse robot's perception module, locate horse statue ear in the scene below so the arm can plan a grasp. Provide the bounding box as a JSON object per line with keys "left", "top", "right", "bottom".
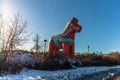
{"left": 71, "top": 17, "right": 78, "bottom": 24}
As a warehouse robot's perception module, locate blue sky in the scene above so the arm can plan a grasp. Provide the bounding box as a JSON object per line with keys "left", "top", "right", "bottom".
{"left": 1, "top": 0, "right": 120, "bottom": 53}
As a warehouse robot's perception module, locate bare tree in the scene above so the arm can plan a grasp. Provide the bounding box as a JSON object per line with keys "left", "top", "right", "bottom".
{"left": 0, "top": 13, "right": 30, "bottom": 71}
{"left": 31, "top": 34, "right": 43, "bottom": 53}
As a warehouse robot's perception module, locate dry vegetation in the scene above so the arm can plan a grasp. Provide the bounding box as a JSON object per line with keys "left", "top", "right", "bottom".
{"left": 0, "top": 50, "right": 120, "bottom": 74}
{"left": 75, "top": 51, "right": 120, "bottom": 66}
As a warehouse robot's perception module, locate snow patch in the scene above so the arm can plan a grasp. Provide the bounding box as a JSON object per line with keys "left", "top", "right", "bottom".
{"left": 0, "top": 66, "right": 113, "bottom": 80}
{"left": 7, "top": 53, "right": 37, "bottom": 66}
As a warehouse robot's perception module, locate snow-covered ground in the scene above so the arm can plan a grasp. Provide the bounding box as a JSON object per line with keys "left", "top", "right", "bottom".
{"left": 0, "top": 66, "right": 115, "bottom": 80}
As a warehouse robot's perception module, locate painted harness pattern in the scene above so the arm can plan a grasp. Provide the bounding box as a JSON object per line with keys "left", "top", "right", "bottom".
{"left": 51, "top": 34, "right": 74, "bottom": 48}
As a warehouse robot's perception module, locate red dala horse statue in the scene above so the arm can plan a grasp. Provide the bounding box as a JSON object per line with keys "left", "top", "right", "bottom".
{"left": 49, "top": 18, "right": 82, "bottom": 58}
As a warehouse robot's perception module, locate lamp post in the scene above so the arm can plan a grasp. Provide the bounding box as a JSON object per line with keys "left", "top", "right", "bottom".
{"left": 44, "top": 39, "right": 47, "bottom": 53}
{"left": 88, "top": 45, "right": 90, "bottom": 54}
{"left": 43, "top": 39, "right": 47, "bottom": 62}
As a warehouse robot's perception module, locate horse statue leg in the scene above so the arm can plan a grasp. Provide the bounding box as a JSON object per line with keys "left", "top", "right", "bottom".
{"left": 63, "top": 43, "right": 74, "bottom": 58}
{"left": 49, "top": 40, "right": 59, "bottom": 55}
{"left": 49, "top": 40, "right": 54, "bottom": 54}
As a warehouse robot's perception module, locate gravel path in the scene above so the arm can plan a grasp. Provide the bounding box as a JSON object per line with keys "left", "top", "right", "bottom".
{"left": 76, "top": 68, "right": 120, "bottom": 80}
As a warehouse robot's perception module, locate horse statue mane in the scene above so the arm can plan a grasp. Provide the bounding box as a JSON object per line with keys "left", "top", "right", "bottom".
{"left": 49, "top": 17, "right": 82, "bottom": 58}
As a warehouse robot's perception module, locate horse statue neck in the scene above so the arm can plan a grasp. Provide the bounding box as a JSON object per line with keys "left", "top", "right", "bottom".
{"left": 61, "top": 31, "right": 75, "bottom": 38}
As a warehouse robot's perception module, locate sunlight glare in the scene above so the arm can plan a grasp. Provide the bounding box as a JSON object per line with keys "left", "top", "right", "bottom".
{"left": 2, "top": 0, "right": 14, "bottom": 19}
{"left": 1, "top": 0, "right": 15, "bottom": 38}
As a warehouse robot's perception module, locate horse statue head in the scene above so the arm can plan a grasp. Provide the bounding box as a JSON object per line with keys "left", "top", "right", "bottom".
{"left": 61, "top": 18, "right": 82, "bottom": 38}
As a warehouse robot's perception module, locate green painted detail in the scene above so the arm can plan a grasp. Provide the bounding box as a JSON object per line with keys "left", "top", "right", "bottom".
{"left": 51, "top": 34, "right": 74, "bottom": 48}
